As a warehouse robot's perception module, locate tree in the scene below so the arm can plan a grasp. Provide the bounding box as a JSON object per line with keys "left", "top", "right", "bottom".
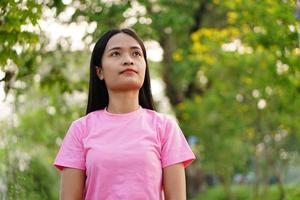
{"left": 176, "top": 0, "right": 299, "bottom": 199}
{"left": 0, "top": 0, "right": 42, "bottom": 96}
{"left": 1, "top": 0, "right": 299, "bottom": 199}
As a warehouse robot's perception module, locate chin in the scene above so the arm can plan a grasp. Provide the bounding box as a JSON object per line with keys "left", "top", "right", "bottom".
{"left": 110, "top": 82, "right": 143, "bottom": 91}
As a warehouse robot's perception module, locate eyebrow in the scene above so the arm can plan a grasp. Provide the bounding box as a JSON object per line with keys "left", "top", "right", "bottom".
{"left": 107, "top": 46, "right": 142, "bottom": 52}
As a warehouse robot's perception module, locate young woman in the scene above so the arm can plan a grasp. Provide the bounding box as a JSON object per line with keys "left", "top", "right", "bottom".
{"left": 53, "top": 28, "right": 196, "bottom": 200}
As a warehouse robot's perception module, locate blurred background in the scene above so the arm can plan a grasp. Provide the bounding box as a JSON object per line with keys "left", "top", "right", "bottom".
{"left": 1, "top": 0, "right": 300, "bottom": 199}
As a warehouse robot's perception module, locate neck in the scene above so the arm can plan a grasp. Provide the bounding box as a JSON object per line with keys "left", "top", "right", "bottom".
{"left": 106, "top": 90, "right": 140, "bottom": 114}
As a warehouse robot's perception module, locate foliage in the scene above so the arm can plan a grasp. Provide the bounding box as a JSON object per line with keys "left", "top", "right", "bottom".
{"left": 175, "top": 0, "right": 299, "bottom": 199}
{"left": 192, "top": 184, "right": 300, "bottom": 200}
{"left": 0, "top": 0, "right": 42, "bottom": 67}
{"left": 1, "top": 0, "right": 299, "bottom": 199}
{"left": 0, "top": 83, "right": 85, "bottom": 199}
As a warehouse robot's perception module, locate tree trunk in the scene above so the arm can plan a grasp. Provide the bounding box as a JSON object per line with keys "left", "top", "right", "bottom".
{"left": 253, "top": 153, "right": 260, "bottom": 200}
{"left": 221, "top": 175, "right": 235, "bottom": 200}
{"left": 160, "top": 34, "right": 182, "bottom": 106}
{"left": 274, "top": 168, "right": 285, "bottom": 200}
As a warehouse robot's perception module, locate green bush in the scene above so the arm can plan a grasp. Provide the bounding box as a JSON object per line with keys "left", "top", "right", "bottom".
{"left": 6, "top": 154, "right": 59, "bottom": 200}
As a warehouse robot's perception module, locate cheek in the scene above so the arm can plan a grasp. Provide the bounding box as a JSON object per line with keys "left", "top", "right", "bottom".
{"left": 101, "top": 61, "right": 117, "bottom": 79}
{"left": 102, "top": 70, "right": 116, "bottom": 84}
{"left": 140, "top": 60, "right": 146, "bottom": 73}
{"left": 140, "top": 68, "right": 146, "bottom": 81}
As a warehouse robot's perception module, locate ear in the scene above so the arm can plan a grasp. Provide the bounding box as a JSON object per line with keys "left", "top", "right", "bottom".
{"left": 95, "top": 66, "right": 104, "bottom": 80}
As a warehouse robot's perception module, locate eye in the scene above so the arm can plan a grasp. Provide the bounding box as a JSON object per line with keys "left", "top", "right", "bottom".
{"left": 133, "top": 51, "right": 142, "bottom": 57}
{"left": 110, "top": 51, "right": 120, "bottom": 56}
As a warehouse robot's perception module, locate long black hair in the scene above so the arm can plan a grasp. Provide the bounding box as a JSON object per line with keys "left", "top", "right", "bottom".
{"left": 86, "top": 28, "right": 155, "bottom": 115}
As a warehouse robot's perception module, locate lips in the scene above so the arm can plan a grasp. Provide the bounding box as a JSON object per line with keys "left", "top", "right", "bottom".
{"left": 120, "top": 68, "right": 137, "bottom": 74}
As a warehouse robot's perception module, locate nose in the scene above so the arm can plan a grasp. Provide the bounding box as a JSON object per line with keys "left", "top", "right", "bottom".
{"left": 123, "top": 61, "right": 134, "bottom": 65}
{"left": 122, "top": 54, "right": 134, "bottom": 66}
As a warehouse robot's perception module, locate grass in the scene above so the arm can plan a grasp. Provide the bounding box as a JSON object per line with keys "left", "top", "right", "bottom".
{"left": 191, "top": 184, "right": 300, "bottom": 200}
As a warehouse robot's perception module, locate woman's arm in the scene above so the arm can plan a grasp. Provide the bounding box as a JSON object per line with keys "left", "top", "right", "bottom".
{"left": 60, "top": 168, "right": 86, "bottom": 200}
{"left": 163, "top": 163, "right": 186, "bottom": 200}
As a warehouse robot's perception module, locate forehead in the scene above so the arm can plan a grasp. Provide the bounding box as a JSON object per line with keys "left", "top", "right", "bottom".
{"left": 105, "top": 33, "right": 142, "bottom": 50}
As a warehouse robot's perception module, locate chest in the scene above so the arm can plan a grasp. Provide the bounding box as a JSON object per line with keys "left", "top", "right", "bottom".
{"left": 83, "top": 124, "right": 162, "bottom": 174}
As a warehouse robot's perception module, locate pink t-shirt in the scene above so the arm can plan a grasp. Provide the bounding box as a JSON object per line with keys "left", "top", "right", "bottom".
{"left": 53, "top": 106, "right": 196, "bottom": 200}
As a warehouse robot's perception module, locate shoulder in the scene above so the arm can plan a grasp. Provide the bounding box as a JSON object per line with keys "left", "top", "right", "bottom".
{"left": 68, "top": 110, "right": 103, "bottom": 135}
{"left": 141, "top": 108, "right": 178, "bottom": 129}
{"left": 74, "top": 109, "right": 103, "bottom": 124}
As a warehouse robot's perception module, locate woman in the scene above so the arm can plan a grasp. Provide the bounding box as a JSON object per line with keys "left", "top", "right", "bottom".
{"left": 53, "top": 28, "right": 196, "bottom": 200}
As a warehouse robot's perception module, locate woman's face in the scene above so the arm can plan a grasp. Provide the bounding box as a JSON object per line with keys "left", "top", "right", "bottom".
{"left": 97, "top": 33, "right": 146, "bottom": 92}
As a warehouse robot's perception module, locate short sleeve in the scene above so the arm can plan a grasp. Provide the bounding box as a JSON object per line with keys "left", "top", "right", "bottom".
{"left": 161, "top": 117, "right": 196, "bottom": 168}
{"left": 53, "top": 121, "right": 86, "bottom": 171}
